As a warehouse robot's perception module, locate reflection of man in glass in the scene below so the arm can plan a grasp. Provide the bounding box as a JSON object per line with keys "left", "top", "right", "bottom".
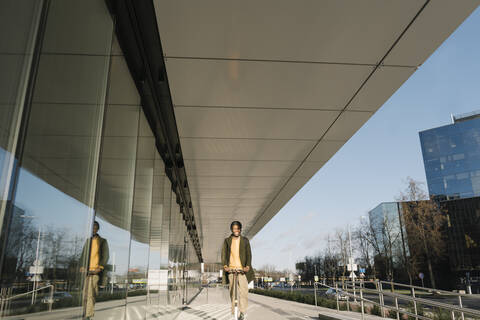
{"left": 221, "top": 221, "right": 254, "bottom": 320}
{"left": 80, "top": 221, "right": 109, "bottom": 320}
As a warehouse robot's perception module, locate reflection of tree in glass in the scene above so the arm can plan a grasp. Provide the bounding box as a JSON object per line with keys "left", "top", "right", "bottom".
{"left": 4, "top": 207, "right": 37, "bottom": 282}
{"left": 399, "top": 178, "right": 447, "bottom": 289}
{"left": 3, "top": 207, "right": 86, "bottom": 292}
{"left": 40, "top": 227, "right": 85, "bottom": 290}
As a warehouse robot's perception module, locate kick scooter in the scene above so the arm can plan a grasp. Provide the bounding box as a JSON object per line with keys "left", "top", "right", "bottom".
{"left": 229, "top": 268, "right": 245, "bottom": 320}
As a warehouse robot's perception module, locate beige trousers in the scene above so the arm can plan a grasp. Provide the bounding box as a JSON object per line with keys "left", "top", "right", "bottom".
{"left": 228, "top": 273, "right": 248, "bottom": 314}
{"left": 83, "top": 274, "right": 99, "bottom": 318}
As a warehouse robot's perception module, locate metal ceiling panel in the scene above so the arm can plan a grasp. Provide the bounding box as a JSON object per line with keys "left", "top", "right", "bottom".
{"left": 166, "top": 58, "right": 374, "bottom": 109}
{"left": 155, "top": 0, "right": 424, "bottom": 64}
{"left": 175, "top": 106, "right": 339, "bottom": 140}
{"left": 184, "top": 159, "right": 300, "bottom": 177}
{"left": 180, "top": 138, "right": 316, "bottom": 161}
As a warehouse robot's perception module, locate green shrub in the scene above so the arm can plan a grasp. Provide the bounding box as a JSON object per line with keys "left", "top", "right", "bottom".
{"left": 249, "top": 288, "right": 332, "bottom": 309}
{"left": 387, "top": 309, "right": 399, "bottom": 319}
{"left": 319, "top": 298, "right": 337, "bottom": 309}
{"left": 433, "top": 308, "right": 451, "bottom": 320}
{"left": 406, "top": 302, "right": 424, "bottom": 320}
{"left": 350, "top": 304, "right": 359, "bottom": 312}
{"left": 370, "top": 304, "right": 382, "bottom": 316}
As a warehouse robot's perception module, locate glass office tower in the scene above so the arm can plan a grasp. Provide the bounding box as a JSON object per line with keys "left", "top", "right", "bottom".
{"left": 0, "top": 0, "right": 200, "bottom": 319}
{"left": 419, "top": 112, "right": 480, "bottom": 200}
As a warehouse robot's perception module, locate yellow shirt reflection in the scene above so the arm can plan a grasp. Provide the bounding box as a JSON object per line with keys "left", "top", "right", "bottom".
{"left": 89, "top": 236, "right": 100, "bottom": 271}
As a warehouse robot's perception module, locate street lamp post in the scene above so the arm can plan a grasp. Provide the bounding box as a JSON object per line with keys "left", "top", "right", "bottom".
{"left": 314, "top": 264, "right": 318, "bottom": 308}
{"left": 348, "top": 225, "right": 357, "bottom": 302}
{"left": 20, "top": 215, "right": 43, "bottom": 305}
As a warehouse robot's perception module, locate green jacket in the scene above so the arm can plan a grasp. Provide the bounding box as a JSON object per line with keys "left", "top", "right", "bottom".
{"left": 221, "top": 235, "right": 255, "bottom": 284}
{"left": 80, "top": 235, "right": 109, "bottom": 286}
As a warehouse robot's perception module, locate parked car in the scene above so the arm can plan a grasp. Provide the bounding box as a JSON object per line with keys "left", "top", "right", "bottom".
{"left": 41, "top": 292, "right": 72, "bottom": 304}
{"left": 325, "top": 288, "right": 349, "bottom": 300}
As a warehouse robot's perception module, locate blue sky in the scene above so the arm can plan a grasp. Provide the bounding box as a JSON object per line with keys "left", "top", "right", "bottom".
{"left": 250, "top": 7, "right": 480, "bottom": 271}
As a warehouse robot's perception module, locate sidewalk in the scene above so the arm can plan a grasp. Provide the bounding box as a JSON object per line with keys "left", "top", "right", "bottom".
{"left": 177, "top": 286, "right": 386, "bottom": 320}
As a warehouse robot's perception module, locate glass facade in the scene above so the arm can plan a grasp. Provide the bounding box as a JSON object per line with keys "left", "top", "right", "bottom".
{"left": 368, "top": 202, "right": 409, "bottom": 278}
{"left": 442, "top": 197, "right": 480, "bottom": 273}
{"left": 0, "top": 1, "right": 201, "bottom": 319}
{"left": 419, "top": 116, "right": 480, "bottom": 200}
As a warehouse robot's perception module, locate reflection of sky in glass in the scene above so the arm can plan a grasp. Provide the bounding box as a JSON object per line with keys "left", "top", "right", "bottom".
{"left": 95, "top": 216, "right": 131, "bottom": 276}
{"left": 129, "top": 240, "right": 149, "bottom": 272}
{"left": 10, "top": 162, "right": 159, "bottom": 277}
{"left": 1, "top": 150, "right": 171, "bottom": 285}
{"left": 420, "top": 117, "right": 480, "bottom": 199}
{"left": 0, "top": 147, "right": 14, "bottom": 201}
{"left": 148, "top": 248, "right": 161, "bottom": 270}
{"left": 368, "top": 202, "right": 402, "bottom": 251}
{"left": 14, "top": 166, "right": 93, "bottom": 238}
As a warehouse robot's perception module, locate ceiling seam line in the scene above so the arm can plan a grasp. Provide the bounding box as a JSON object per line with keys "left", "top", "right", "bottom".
{"left": 174, "top": 105, "right": 375, "bottom": 112}
{"left": 184, "top": 159, "right": 303, "bottom": 162}
{"left": 181, "top": 137, "right": 346, "bottom": 142}
{"left": 179, "top": 137, "right": 318, "bottom": 141}
{"left": 186, "top": 175, "right": 306, "bottom": 178}
{"left": 183, "top": 159, "right": 325, "bottom": 162}
{"left": 164, "top": 55, "right": 417, "bottom": 68}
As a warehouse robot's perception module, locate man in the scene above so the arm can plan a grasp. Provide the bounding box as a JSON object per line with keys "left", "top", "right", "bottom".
{"left": 221, "top": 221, "right": 254, "bottom": 320}
{"left": 80, "top": 221, "right": 109, "bottom": 320}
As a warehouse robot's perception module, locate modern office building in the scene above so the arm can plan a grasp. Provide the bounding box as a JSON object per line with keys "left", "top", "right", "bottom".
{"left": 1, "top": 0, "right": 478, "bottom": 318}
{"left": 419, "top": 112, "right": 480, "bottom": 290}
{"left": 419, "top": 111, "right": 480, "bottom": 200}
{"left": 441, "top": 196, "right": 480, "bottom": 290}
{"left": 369, "top": 197, "right": 480, "bottom": 291}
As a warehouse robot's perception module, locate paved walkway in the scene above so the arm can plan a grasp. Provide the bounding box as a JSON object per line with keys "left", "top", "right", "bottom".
{"left": 177, "top": 287, "right": 385, "bottom": 320}
{"left": 3, "top": 288, "right": 386, "bottom": 320}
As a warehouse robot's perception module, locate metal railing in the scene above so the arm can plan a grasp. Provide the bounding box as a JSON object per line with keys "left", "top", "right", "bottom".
{"left": 313, "top": 280, "right": 480, "bottom": 320}
{"left": 0, "top": 284, "right": 54, "bottom": 317}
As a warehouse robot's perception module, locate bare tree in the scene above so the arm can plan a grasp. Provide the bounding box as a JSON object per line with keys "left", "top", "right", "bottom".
{"left": 353, "top": 216, "right": 374, "bottom": 272}
{"left": 334, "top": 228, "right": 349, "bottom": 287}
{"left": 324, "top": 234, "right": 339, "bottom": 284}
{"left": 398, "top": 177, "right": 447, "bottom": 289}
{"left": 383, "top": 211, "right": 402, "bottom": 281}
{"left": 257, "top": 264, "right": 287, "bottom": 281}
{"left": 363, "top": 203, "right": 406, "bottom": 282}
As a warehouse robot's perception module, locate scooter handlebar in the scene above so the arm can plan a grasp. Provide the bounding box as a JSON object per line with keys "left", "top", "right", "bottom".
{"left": 228, "top": 268, "right": 245, "bottom": 274}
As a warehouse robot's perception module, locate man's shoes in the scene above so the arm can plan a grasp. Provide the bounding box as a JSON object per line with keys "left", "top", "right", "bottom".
{"left": 231, "top": 312, "right": 246, "bottom": 320}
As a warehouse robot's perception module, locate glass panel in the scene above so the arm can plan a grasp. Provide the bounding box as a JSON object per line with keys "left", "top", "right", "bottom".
{"left": 146, "top": 153, "right": 165, "bottom": 319}
{"left": 160, "top": 178, "right": 172, "bottom": 317}
{"left": 0, "top": 0, "right": 43, "bottom": 236}
{"left": 0, "top": 0, "right": 113, "bottom": 318}
{"left": 168, "top": 200, "right": 184, "bottom": 312}
{"left": 126, "top": 112, "right": 155, "bottom": 319}
{"left": 92, "top": 103, "right": 140, "bottom": 319}
{"left": 185, "top": 237, "right": 200, "bottom": 304}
